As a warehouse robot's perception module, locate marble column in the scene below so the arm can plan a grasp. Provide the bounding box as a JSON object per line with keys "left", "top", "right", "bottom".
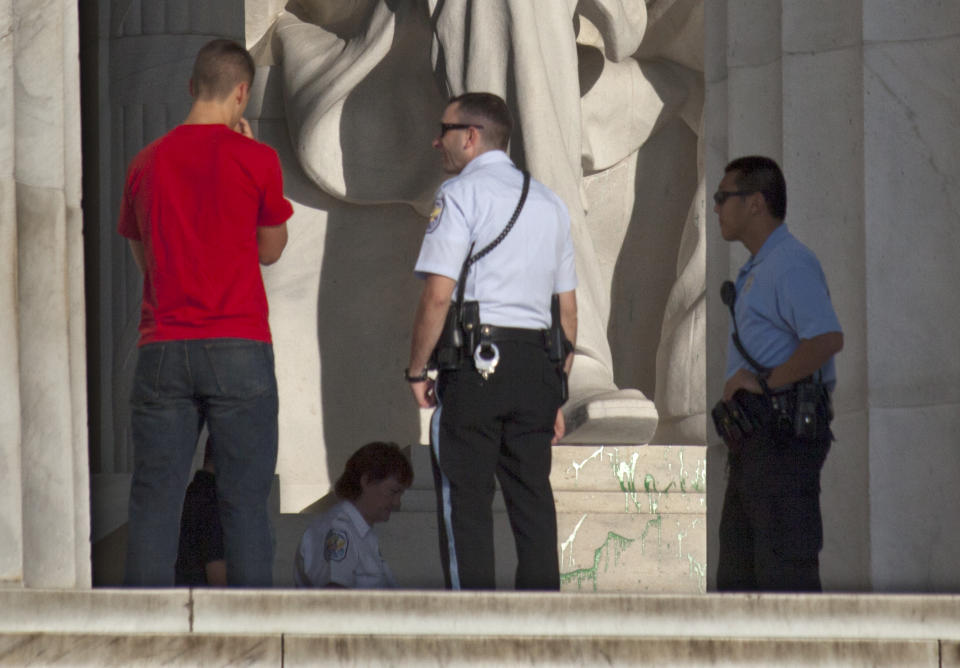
{"left": 706, "top": 1, "right": 960, "bottom": 592}
{"left": 859, "top": 2, "right": 960, "bottom": 592}
{"left": 0, "top": 0, "right": 90, "bottom": 587}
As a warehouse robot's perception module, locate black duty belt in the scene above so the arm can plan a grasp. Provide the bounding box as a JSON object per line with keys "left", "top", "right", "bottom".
{"left": 478, "top": 324, "right": 548, "bottom": 346}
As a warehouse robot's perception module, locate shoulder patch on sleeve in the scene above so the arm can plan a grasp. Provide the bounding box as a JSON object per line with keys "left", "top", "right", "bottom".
{"left": 323, "top": 529, "right": 349, "bottom": 562}
{"left": 426, "top": 197, "right": 444, "bottom": 234}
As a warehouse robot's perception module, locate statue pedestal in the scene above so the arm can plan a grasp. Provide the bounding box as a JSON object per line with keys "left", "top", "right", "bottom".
{"left": 552, "top": 445, "right": 707, "bottom": 593}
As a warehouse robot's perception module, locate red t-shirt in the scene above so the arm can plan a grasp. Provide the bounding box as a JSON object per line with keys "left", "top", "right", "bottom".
{"left": 118, "top": 124, "right": 293, "bottom": 344}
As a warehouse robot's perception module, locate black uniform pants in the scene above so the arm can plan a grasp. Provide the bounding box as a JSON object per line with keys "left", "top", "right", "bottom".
{"left": 717, "top": 420, "right": 831, "bottom": 592}
{"left": 431, "top": 340, "right": 562, "bottom": 590}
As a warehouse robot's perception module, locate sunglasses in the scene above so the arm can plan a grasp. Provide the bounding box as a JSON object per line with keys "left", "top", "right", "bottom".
{"left": 713, "top": 190, "right": 755, "bottom": 206}
{"left": 439, "top": 123, "right": 484, "bottom": 137}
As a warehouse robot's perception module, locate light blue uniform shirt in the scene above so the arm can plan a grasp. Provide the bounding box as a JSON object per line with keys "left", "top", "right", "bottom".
{"left": 725, "top": 224, "right": 842, "bottom": 388}
{"left": 415, "top": 150, "right": 577, "bottom": 330}
{"left": 293, "top": 500, "right": 396, "bottom": 589}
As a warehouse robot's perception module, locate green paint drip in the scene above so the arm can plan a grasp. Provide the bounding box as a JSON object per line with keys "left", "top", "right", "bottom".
{"left": 687, "top": 555, "right": 707, "bottom": 593}
{"left": 691, "top": 453, "right": 706, "bottom": 492}
{"left": 608, "top": 449, "right": 643, "bottom": 513}
{"left": 560, "top": 531, "right": 636, "bottom": 592}
{"left": 638, "top": 515, "right": 662, "bottom": 553}
{"left": 642, "top": 475, "right": 674, "bottom": 514}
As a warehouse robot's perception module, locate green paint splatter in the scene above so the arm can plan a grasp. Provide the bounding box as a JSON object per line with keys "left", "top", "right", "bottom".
{"left": 560, "top": 531, "right": 636, "bottom": 592}
{"left": 607, "top": 449, "right": 643, "bottom": 512}
{"left": 599, "top": 447, "right": 707, "bottom": 515}
{"left": 642, "top": 474, "right": 675, "bottom": 515}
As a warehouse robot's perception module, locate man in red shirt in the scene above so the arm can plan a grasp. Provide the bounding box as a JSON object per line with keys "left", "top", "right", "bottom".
{"left": 118, "top": 39, "right": 293, "bottom": 586}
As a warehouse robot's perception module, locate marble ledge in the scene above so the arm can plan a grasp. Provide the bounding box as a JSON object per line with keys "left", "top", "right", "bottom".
{"left": 0, "top": 589, "right": 190, "bottom": 634}
{"left": 1, "top": 590, "right": 960, "bottom": 643}
{"left": 0, "top": 633, "right": 948, "bottom": 667}
{"left": 189, "top": 590, "right": 960, "bottom": 640}
{"left": 0, "top": 633, "right": 280, "bottom": 667}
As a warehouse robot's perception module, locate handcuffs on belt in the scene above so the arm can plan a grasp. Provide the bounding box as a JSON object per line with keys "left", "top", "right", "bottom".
{"left": 473, "top": 341, "right": 500, "bottom": 379}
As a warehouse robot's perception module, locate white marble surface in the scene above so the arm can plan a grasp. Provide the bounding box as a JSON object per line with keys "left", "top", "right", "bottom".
{"left": 0, "top": 0, "right": 89, "bottom": 588}
{"left": 863, "top": 37, "right": 960, "bottom": 410}
{"left": 869, "top": 405, "right": 960, "bottom": 592}
{"left": 821, "top": 409, "right": 871, "bottom": 592}
{"left": 861, "top": 13, "right": 960, "bottom": 593}
{"left": 863, "top": 2, "right": 960, "bottom": 41}
{"left": 191, "top": 589, "right": 960, "bottom": 640}
{"left": 725, "top": 0, "right": 780, "bottom": 67}
{"left": 553, "top": 444, "right": 707, "bottom": 594}
{"left": 782, "top": 1, "right": 860, "bottom": 52}
{"left": 0, "top": 588, "right": 956, "bottom": 640}
{"left": 282, "top": 635, "right": 938, "bottom": 667}
{"left": 0, "top": 0, "right": 22, "bottom": 586}
{"left": 1, "top": 589, "right": 959, "bottom": 667}
{"left": 0, "top": 634, "right": 281, "bottom": 667}
{"left": 0, "top": 590, "right": 189, "bottom": 634}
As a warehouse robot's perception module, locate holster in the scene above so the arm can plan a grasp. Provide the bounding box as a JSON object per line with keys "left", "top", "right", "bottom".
{"left": 431, "top": 303, "right": 463, "bottom": 371}
{"left": 549, "top": 294, "right": 572, "bottom": 404}
{"left": 769, "top": 379, "right": 833, "bottom": 440}
{"left": 429, "top": 300, "right": 480, "bottom": 371}
{"left": 461, "top": 301, "right": 480, "bottom": 354}
{"left": 712, "top": 389, "right": 768, "bottom": 454}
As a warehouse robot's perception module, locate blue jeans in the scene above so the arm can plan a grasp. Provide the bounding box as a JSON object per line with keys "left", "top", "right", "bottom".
{"left": 124, "top": 339, "right": 278, "bottom": 587}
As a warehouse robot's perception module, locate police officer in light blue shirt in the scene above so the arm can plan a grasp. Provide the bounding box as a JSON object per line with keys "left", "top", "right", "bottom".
{"left": 714, "top": 156, "right": 843, "bottom": 592}
{"left": 405, "top": 92, "right": 577, "bottom": 590}
{"left": 414, "top": 150, "right": 577, "bottom": 331}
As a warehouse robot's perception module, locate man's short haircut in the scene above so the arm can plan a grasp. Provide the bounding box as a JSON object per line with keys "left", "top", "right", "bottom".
{"left": 449, "top": 92, "right": 512, "bottom": 150}
{"left": 334, "top": 441, "right": 414, "bottom": 501}
{"left": 724, "top": 155, "right": 787, "bottom": 220}
{"left": 191, "top": 39, "right": 255, "bottom": 101}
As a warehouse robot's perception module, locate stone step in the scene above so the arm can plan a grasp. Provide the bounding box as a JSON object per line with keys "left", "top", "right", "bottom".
{"left": 0, "top": 631, "right": 950, "bottom": 666}
{"left": 1, "top": 590, "right": 959, "bottom": 666}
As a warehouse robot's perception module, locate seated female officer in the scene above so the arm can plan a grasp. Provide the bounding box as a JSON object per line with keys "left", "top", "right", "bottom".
{"left": 294, "top": 441, "right": 413, "bottom": 588}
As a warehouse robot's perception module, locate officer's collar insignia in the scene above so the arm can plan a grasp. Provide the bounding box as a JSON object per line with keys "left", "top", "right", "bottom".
{"left": 323, "top": 528, "right": 349, "bottom": 562}
{"left": 427, "top": 198, "right": 444, "bottom": 233}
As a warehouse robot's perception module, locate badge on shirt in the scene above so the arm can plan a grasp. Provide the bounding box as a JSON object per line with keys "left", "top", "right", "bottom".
{"left": 323, "top": 529, "right": 348, "bottom": 562}
{"left": 426, "top": 197, "right": 444, "bottom": 234}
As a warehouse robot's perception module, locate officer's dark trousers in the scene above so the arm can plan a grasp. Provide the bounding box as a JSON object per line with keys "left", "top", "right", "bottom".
{"left": 431, "top": 340, "right": 562, "bottom": 590}
{"left": 717, "top": 419, "right": 831, "bottom": 592}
